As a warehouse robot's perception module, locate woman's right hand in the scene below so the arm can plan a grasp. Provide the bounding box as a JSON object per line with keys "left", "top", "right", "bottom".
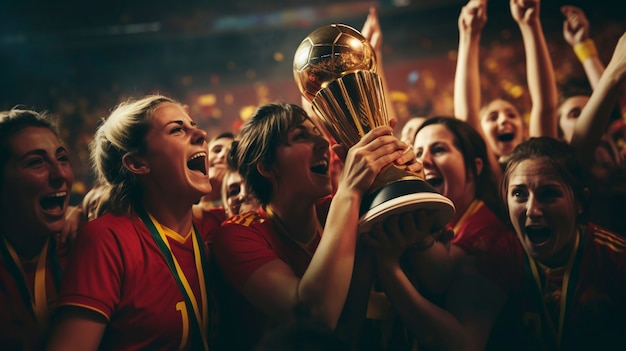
{"left": 458, "top": 0, "right": 487, "bottom": 36}
{"left": 333, "top": 125, "right": 407, "bottom": 195}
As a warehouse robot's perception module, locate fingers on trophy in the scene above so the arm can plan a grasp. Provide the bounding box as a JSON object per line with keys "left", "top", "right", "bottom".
{"left": 293, "top": 23, "right": 455, "bottom": 234}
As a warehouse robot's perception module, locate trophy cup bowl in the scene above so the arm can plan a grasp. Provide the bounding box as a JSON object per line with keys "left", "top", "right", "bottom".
{"left": 293, "top": 23, "right": 455, "bottom": 233}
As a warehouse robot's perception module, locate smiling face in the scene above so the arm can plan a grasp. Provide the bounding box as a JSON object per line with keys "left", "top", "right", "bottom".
{"left": 1, "top": 127, "right": 74, "bottom": 236}
{"left": 558, "top": 95, "right": 589, "bottom": 143}
{"left": 414, "top": 124, "right": 476, "bottom": 219}
{"left": 139, "top": 102, "right": 211, "bottom": 203}
{"left": 223, "top": 171, "right": 259, "bottom": 217}
{"left": 506, "top": 158, "right": 578, "bottom": 266}
{"left": 208, "top": 135, "right": 233, "bottom": 190}
{"left": 480, "top": 99, "right": 525, "bottom": 157}
{"left": 269, "top": 119, "right": 331, "bottom": 202}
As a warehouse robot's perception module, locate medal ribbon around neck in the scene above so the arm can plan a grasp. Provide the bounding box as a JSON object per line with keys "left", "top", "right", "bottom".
{"left": 0, "top": 236, "right": 62, "bottom": 333}
{"left": 523, "top": 226, "right": 582, "bottom": 350}
{"left": 265, "top": 206, "right": 322, "bottom": 258}
{"left": 137, "top": 208, "right": 209, "bottom": 351}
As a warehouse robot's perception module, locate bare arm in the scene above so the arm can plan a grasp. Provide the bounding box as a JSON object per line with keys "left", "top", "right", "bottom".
{"left": 561, "top": 5, "right": 605, "bottom": 88}
{"left": 364, "top": 214, "right": 506, "bottom": 351}
{"left": 362, "top": 7, "right": 399, "bottom": 129}
{"left": 511, "top": 0, "right": 558, "bottom": 138}
{"left": 242, "top": 126, "right": 410, "bottom": 329}
{"left": 571, "top": 32, "right": 626, "bottom": 165}
{"left": 47, "top": 306, "right": 107, "bottom": 351}
{"left": 454, "top": 0, "right": 487, "bottom": 127}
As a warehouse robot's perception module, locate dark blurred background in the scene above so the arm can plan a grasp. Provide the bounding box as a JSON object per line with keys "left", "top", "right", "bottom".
{"left": 0, "top": 0, "right": 624, "bottom": 193}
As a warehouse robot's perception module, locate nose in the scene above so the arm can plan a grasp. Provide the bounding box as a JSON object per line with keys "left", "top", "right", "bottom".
{"left": 49, "top": 160, "right": 74, "bottom": 187}
{"left": 526, "top": 194, "right": 542, "bottom": 219}
{"left": 192, "top": 127, "right": 208, "bottom": 145}
{"left": 497, "top": 112, "right": 508, "bottom": 126}
{"left": 314, "top": 133, "right": 330, "bottom": 150}
{"left": 419, "top": 149, "right": 433, "bottom": 169}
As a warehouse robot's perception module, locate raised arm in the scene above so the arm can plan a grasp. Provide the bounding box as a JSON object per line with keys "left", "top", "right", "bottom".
{"left": 362, "top": 7, "right": 399, "bottom": 129}
{"left": 561, "top": 5, "right": 605, "bottom": 89}
{"left": 240, "top": 126, "right": 413, "bottom": 329}
{"left": 454, "top": 0, "right": 487, "bottom": 127}
{"left": 511, "top": 0, "right": 558, "bottom": 138}
{"left": 571, "top": 31, "right": 626, "bottom": 165}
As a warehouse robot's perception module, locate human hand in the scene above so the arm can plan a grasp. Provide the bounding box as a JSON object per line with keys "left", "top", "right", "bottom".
{"left": 336, "top": 126, "right": 407, "bottom": 195}
{"left": 510, "top": 0, "right": 540, "bottom": 25}
{"left": 458, "top": 0, "right": 487, "bottom": 36}
{"left": 561, "top": 5, "right": 590, "bottom": 46}
{"left": 58, "top": 205, "right": 86, "bottom": 244}
{"left": 362, "top": 210, "right": 435, "bottom": 262}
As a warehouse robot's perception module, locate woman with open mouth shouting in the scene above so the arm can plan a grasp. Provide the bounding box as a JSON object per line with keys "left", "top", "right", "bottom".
{"left": 360, "top": 116, "right": 517, "bottom": 350}
{"left": 211, "top": 102, "right": 421, "bottom": 350}
{"left": 0, "top": 108, "right": 74, "bottom": 350}
{"left": 48, "top": 95, "right": 223, "bottom": 351}
{"left": 494, "top": 136, "right": 626, "bottom": 350}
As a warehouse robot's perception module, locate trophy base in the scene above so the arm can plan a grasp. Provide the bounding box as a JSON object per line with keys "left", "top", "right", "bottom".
{"left": 357, "top": 179, "right": 455, "bottom": 234}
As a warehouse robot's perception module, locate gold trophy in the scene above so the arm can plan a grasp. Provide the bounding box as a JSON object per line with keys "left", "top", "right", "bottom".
{"left": 293, "top": 23, "right": 455, "bottom": 233}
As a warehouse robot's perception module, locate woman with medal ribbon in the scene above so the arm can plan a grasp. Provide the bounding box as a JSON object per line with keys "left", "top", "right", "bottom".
{"left": 211, "top": 102, "right": 422, "bottom": 349}
{"left": 48, "top": 95, "right": 222, "bottom": 350}
{"left": 493, "top": 137, "right": 626, "bottom": 350}
{"left": 0, "top": 108, "right": 73, "bottom": 350}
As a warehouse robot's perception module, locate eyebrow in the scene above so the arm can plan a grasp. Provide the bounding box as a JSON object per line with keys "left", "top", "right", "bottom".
{"left": 19, "top": 146, "right": 67, "bottom": 159}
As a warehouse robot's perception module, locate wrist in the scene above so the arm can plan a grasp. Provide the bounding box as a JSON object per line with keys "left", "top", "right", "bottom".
{"left": 574, "top": 39, "right": 598, "bottom": 63}
{"left": 406, "top": 235, "right": 435, "bottom": 254}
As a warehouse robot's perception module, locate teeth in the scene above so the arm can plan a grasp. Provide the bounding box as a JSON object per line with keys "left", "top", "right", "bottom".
{"left": 44, "top": 191, "right": 67, "bottom": 199}
{"left": 312, "top": 160, "right": 328, "bottom": 168}
{"left": 188, "top": 152, "right": 207, "bottom": 161}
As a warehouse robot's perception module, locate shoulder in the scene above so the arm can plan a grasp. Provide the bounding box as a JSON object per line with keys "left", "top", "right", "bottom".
{"left": 586, "top": 223, "right": 626, "bottom": 255}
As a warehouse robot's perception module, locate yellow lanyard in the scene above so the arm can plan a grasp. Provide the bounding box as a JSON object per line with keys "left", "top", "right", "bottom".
{"left": 147, "top": 214, "right": 209, "bottom": 351}
{"left": 452, "top": 199, "right": 484, "bottom": 235}
{"left": 3, "top": 238, "right": 50, "bottom": 332}
{"left": 525, "top": 228, "right": 580, "bottom": 349}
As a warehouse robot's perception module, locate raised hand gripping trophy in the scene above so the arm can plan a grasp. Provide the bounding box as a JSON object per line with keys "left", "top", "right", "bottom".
{"left": 293, "top": 23, "right": 455, "bottom": 233}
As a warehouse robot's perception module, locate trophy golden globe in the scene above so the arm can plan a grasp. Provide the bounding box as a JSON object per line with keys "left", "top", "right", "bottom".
{"left": 293, "top": 23, "right": 455, "bottom": 233}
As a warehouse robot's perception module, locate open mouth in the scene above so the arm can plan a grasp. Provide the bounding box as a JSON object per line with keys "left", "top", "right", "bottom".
{"left": 40, "top": 191, "right": 67, "bottom": 211}
{"left": 187, "top": 152, "right": 207, "bottom": 175}
{"left": 525, "top": 226, "right": 551, "bottom": 245}
{"left": 310, "top": 159, "right": 329, "bottom": 175}
{"left": 497, "top": 133, "right": 515, "bottom": 142}
{"left": 426, "top": 177, "right": 443, "bottom": 188}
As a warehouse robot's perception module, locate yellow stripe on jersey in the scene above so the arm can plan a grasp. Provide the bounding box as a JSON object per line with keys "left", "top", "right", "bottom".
{"left": 594, "top": 229, "right": 626, "bottom": 253}
{"left": 226, "top": 211, "right": 264, "bottom": 227}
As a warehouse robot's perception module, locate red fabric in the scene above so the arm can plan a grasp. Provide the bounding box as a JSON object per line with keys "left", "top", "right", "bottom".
{"left": 57, "top": 212, "right": 220, "bottom": 351}
{"left": 447, "top": 203, "right": 519, "bottom": 291}
{"left": 489, "top": 223, "right": 626, "bottom": 350}
{"left": 0, "top": 240, "right": 67, "bottom": 351}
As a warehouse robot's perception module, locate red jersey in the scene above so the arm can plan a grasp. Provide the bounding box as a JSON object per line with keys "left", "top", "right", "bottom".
{"left": 56, "top": 211, "right": 221, "bottom": 351}
{"left": 212, "top": 198, "right": 331, "bottom": 350}
{"left": 0, "top": 238, "right": 67, "bottom": 351}
{"left": 447, "top": 199, "right": 519, "bottom": 290}
{"left": 489, "top": 223, "right": 626, "bottom": 350}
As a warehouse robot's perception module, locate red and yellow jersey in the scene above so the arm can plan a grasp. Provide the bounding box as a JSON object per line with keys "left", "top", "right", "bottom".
{"left": 57, "top": 212, "right": 220, "bottom": 351}
{"left": 490, "top": 222, "right": 626, "bottom": 351}
{"left": 0, "top": 239, "right": 67, "bottom": 351}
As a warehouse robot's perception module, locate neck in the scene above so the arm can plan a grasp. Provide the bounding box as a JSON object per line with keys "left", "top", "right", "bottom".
{"left": 268, "top": 197, "right": 318, "bottom": 244}
{"left": 538, "top": 227, "right": 579, "bottom": 269}
{"left": 141, "top": 196, "right": 194, "bottom": 235}
{"left": 2, "top": 228, "right": 49, "bottom": 260}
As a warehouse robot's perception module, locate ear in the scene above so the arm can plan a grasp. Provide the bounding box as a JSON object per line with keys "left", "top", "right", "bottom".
{"left": 474, "top": 157, "right": 484, "bottom": 177}
{"left": 122, "top": 153, "right": 150, "bottom": 175}
{"left": 256, "top": 162, "right": 275, "bottom": 179}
